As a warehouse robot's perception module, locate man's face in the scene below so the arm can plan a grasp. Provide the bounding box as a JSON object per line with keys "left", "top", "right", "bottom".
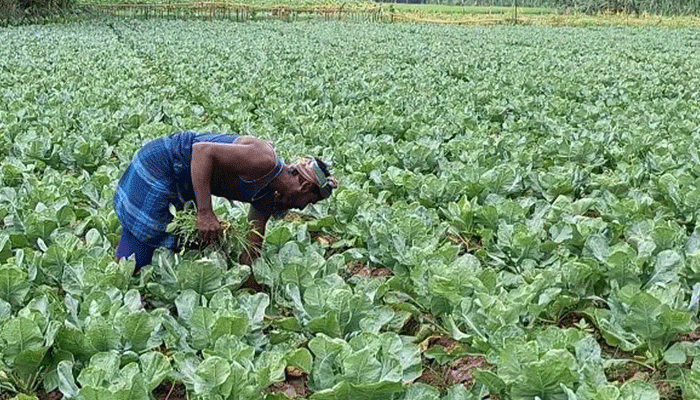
{"left": 284, "top": 167, "right": 321, "bottom": 210}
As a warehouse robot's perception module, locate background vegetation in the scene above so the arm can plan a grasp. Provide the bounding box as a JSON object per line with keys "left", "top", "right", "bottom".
{"left": 379, "top": 0, "right": 700, "bottom": 16}
{"left": 0, "top": 0, "right": 76, "bottom": 22}
{"left": 3, "top": 0, "right": 700, "bottom": 21}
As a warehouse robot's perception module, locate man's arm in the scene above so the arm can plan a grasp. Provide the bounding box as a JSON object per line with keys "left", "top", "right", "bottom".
{"left": 239, "top": 205, "right": 270, "bottom": 292}
{"left": 239, "top": 204, "right": 270, "bottom": 266}
{"left": 190, "top": 136, "right": 275, "bottom": 242}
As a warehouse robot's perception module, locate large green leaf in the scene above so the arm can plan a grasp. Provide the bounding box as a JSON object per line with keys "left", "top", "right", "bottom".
{"left": 0, "top": 267, "right": 30, "bottom": 307}
{"left": 379, "top": 333, "right": 421, "bottom": 383}
{"left": 79, "top": 386, "right": 132, "bottom": 400}
{"left": 509, "top": 349, "right": 577, "bottom": 400}
{"left": 175, "top": 289, "right": 200, "bottom": 323}
{"left": 77, "top": 351, "right": 121, "bottom": 388}
{"left": 57, "top": 360, "right": 79, "bottom": 398}
{"left": 0, "top": 298, "right": 10, "bottom": 323}
{"left": 210, "top": 312, "right": 250, "bottom": 342}
{"left": 177, "top": 258, "right": 224, "bottom": 296}
{"left": 341, "top": 348, "right": 382, "bottom": 384}
{"left": 193, "top": 356, "right": 231, "bottom": 394}
{"left": 139, "top": 352, "right": 172, "bottom": 392}
{"left": 211, "top": 334, "right": 255, "bottom": 364}
{"left": 475, "top": 370, "right": 507, "bottom": 395}
{"left": 309, "top": 380, "right": 404, "bottom": 400}
{"left": 307, "top": 310, "right": 342, "bottom": 338}
{"left": 265, "top": 226, "right": 293, "bottom": 248}
{"left": 286, "top": 348, "right": 313, "bottom": 374}
{"left": 9, "top": 346, "right": 48, "bottom": 386}
{"left": 84, "top": 317, "right": 121, "bottom": 353}
{"left": 189, "top": 306, "right": 215, "bottom": 350}
{"left": 403, "top": 383, "right": 440, "bottom": 400}
{"left": 0, "top": 317, "right": 44, "bottom": 359}
{"left": 0, "top": 234, "right": 11, "bottom": 263}
{"left": 42, "top": 349, "right": 74, "bottom": 393}
{"left": 308, "top": 334, "right": 350, "bottom": 391}
{"left": 54, "top": 325, "right": 88, "bottom": 362}
{"left": 120, "top": 311, "right": 156, "bottom": 353}
{"left": 234, "top": 292, "right": 269, "bottom": 331}
{"left": 618, "top": 380, "right": 659, "bottom": 400}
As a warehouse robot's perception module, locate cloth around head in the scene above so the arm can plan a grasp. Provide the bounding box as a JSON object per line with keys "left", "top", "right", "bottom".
{"left": 292, "top": 157, "right": 337, "bottom": 199}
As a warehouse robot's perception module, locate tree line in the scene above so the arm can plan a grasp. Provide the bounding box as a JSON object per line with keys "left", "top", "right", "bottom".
{"left": 1, "top": 0, "right": 75, "bottom": 20}
{"left": 3, "top": 0, "right": 699, "bottom": 24}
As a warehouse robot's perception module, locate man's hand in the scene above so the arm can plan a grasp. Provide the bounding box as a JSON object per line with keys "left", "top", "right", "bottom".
{"left": 197, "top": 210, "right": 222, "bottom": 243}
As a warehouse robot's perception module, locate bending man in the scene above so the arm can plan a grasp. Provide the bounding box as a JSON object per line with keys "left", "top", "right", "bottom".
{"left": 113, "top": 131, "right": 337, "bottom": 275}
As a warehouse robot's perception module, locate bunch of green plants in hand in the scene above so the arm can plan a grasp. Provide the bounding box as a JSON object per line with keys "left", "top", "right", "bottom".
{"left": 167, "top": 201, "right": 260, "bottom": 261}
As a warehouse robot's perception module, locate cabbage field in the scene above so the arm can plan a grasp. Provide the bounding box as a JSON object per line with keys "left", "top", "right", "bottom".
{"left": 2, "top": 18, "right": 700, "bottom": 400}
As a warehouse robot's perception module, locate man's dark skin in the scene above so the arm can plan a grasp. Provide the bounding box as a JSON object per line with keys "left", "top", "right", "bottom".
{"left": 190, "top": 135, "right": 323, "bottom": 273}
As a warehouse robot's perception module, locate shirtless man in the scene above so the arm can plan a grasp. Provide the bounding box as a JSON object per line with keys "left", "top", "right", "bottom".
{"left": 113, "top": 131, "right": 337, "bottom": 275}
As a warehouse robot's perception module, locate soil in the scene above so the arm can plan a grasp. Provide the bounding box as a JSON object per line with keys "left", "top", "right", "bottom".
{"left": 344, "top": 261, "right": 393, "bottom": 279}
{"left": 583, "top": 209, "right": 601, "bottom": 218}
{"left": 240, "top": 274, "right": 271, "bottom": 295}
{"left": 446, "top": 356, "right": 492, "bottom": 385}
{"left": 557, "top": 311, "right": 589, "bottom": 329}
{"left": 605, "top": 364, "right": 681, "bottom": 400}
{"left": 310, "top": 232, "right": 339, "bottom": 247}
{"left": 0, "top": 391, "right": 63, "bottom": 400}
{"left": 266, "top": 367, "right": 309, "bottom": 399}
{"left": 312, "top": 231, "right": 350, "bottom": 258}
{"left": 422, "top": 335, "right": 464, "bottom": 354}
{"left": 141, "top": 292, "right": 156, "bottom": 311}
{"left": 416, "top": 335, "right": 492, "bottom": 395}
{"left": 152, "top": 381, "right": 188, "bottom": 400}
{"left": 399, "top": 315, "right": 421, "bottom": 336}
{"left": 417, "top": 355, "right": 492, "bottom": 395}
{"left": 284, "top": 212, "right": 315, "bottom": 223}
{"left": 678, "top": 325, "right": 700, "bottom": 342}
{"left": 37, "top": 391, "right": 63, "bottom": 400}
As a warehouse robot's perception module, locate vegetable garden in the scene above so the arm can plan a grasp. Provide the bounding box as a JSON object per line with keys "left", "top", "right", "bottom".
{"left": 1, "top": 17, "right": 700, "bottom": 400}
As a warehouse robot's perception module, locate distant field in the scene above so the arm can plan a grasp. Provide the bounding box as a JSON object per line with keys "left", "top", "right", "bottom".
{"left": 388, "top": 3, "right": 554, "bottom": 15}
{"left": 76, "top": 0, "right": 700, "bottom": 27}
{"left": 384, "top": 3, "right": 700, "bottom": 26}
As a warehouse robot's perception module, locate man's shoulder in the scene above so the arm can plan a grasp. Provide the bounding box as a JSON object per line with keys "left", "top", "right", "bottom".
{"left": 236, "top": 135, "right": 270, "bottom": 148}
{"left": 236, "top": 136, "right": 278, "bottom": 169}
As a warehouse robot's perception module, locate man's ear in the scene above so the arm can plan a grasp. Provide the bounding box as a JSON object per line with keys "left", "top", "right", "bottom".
{"left": 300, "top": 180, "right": 314, "bottom": 192}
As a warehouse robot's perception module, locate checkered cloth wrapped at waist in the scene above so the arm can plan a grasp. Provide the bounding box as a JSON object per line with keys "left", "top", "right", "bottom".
{"left": 114, "top": 136, "right": 190, "bottom": 249}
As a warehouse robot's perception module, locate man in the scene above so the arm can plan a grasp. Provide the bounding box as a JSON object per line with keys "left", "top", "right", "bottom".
{"left": 114, "top": 131, "right": 337, "bottom": 274}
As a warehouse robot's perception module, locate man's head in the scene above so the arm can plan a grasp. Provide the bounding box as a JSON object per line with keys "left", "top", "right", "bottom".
{"left": 292, "top": 157, "right": 337, "bottom": 200}
{"left": 270, "top": 157, "right": 337, "bottom": 216}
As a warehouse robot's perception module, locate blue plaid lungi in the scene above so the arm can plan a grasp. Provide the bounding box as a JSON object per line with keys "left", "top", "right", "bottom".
{"left": 114, "top": 131, "right": 279, "bottom": 251}
{"left": 114, "top": 134, "right": 192, "bottom": 250}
